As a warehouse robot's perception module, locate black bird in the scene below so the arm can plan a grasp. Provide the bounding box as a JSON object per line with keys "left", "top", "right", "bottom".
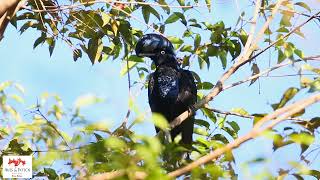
{"left": 135, "top": 34, "right": 197, "bottom": 144}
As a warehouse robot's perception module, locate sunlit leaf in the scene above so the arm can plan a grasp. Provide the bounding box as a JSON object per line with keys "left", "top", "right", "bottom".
{"left": 74, "top": 94, "right": 104, "bottom": 109}
{"left": 152, "top": 113, "right": 169, "bottom": 131}
{"left": 295, "top": 2, "right": 311, "bottom": 12}
{"left": 271, "top": 87, "right": 299, "bottom": 110}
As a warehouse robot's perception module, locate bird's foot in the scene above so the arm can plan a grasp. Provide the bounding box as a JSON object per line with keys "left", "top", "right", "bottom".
{"left": 188, "top": 105, "right": 196, "bottom": 116}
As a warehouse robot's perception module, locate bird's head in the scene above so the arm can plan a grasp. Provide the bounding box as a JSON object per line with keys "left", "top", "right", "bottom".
{"left": 135, "top": 33, "right": 177, "bottom": 66}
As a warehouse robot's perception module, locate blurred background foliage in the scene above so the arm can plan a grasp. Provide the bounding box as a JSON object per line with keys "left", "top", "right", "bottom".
{"left": 0, "top": 0, "right": 320, "bottom": 179}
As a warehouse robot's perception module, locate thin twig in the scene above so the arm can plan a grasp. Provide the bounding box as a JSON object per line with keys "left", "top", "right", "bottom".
{"left": 33, "top": 108, "right": 70, "bottom": 148}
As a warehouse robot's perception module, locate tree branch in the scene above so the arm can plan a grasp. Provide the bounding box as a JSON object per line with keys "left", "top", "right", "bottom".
{"left": 169, "top": 6, "right": 320, "bottom": 130}
{"left": 168, "top": 93, "right": 320, "bottom": 177}
{"left": 27, "top": 0, "right": 207, "bottom": 13}
{"left": 87, "top": 170, "right": 146, "bottom": 180}
{"left": 0, "top": 0, "right": 25, "bottom": 41}
{"left": 170, "top": 0, "right": 286, "bottom": 129}
{"left": 204, "top": 106, "right": 310, "bottom": 122}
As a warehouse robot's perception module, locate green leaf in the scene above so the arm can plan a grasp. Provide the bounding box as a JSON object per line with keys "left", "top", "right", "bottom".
{"left": 194, "top": 34, "right": 201, "bottom": 49}
{"left": 60, "top": 173, "right": 71, "bottom": 179}
{"left": 201, "top": 108, "right": 217, "bottom": 123}
{"left": 195, "top": 119, "right": 210, "bottom": 129}
{"left": 222, "top": 126, "right": 237, "bottom": 139}
{"left": 74, "top": 94, "right": 104, "bottom": 109}
{"left": 280, "top": 14, "right": 292, "bottom": 27}
{"left": 272, "top": 133, "right": 293, "bottom": 151}
{"left": 33, "top": 34, "right": 46, "bottom": 49}
{"left": 271, "top": 87, "right": 299, "bottom": 110}
{"left": 158, "top": 0, "right": 170, "bottom": 13}
{"left": 194, "top": 127, "right": 209, "bottom": 136}
{"left": 295, "top": 2, "right": 311, "bottom": 12}
{"left": 277, "top": 49, "right": 286, "bottom": 63}
{"left": 180, "top": 45, "right": 193, "bottom": 52}
{"left": 0, "top": 81, "right": 12, "bottom": 91}
{"left": 101, "top": 12, "right": 110, "bottom": 26}
{"left": 10, "top": 94, "right": 24, "bottom": 103}
{"left": 44, "top": 168, "right": 58, "bottom": 179}
{"left": 252, "top": 113, "right": 267, "bottom": 124}
{"left": 142, "top": 6, "right": 151, "bottom": 23}
{"left": 290, "top": 132, "right": 314, "bottom": 146}
{"left": 88, "top": 38, "right": 103, "bottom": 64}
{"left": 250, "top": 63, "right": 260, "bottom": 85}
{"left": 14, "top": 83, "right": 25, "bottom": 94}
{"left": 46, "top": 37, "right": 56, "bottom": 56}
{"left": 151, "top": 113, "right": 169, "bottom": 131}
{"left": 296, "top": 117, "right": 320, "bottom": 134}
{"left": 219, "top": 51, "right": 227, "bottom": 69}
{"left": 177, "top": 0, "right": 185, "bottom": 6}
{"left": 239, "top": 29, "right": 248, "bottom": 46}
{"left": 213, "top": 134, "right": 229, "bottom": 144}
{"left": 19, "top": 21, "right": 33, "bottom": 34}
{"left": 231, "top": 108, "right": 249, "bottom": 116}
{"left": 167, "top": 36, "right": 184, "bottom": 45}
{"left": 104, "top": 136, "right": 127, "bottom": 150}
{"left": 207, "top": 46, "right": 218, "bottom": 56}
{"left": 205, "top": 0, "right": 211, "bottom": 12}
{"left": 294, "top": 49, "right": 304, "bottom": 59}
{"left": 309, "top": 78, "right": 320, "bottom": 92}
{"left": 197, "top": 82, "right": 214, "bottom": 90}
{"left": 165, "top": 13, "right": 180, "bottom": 24}
{"left": 227, "top": 121, "right": 240, "bottom": 133}
{"left": 276, "top": 26, "right": 289, "bottom": 33}
{"left": 284, "top": 43, "right": 294, "bottom": 58}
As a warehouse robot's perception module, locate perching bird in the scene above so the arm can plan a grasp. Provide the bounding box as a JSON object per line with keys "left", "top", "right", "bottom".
{"left": 135, "top": 33, "right": 197, "bottom": 144}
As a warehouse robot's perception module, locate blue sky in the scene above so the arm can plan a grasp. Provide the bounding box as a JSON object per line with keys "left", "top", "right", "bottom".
{"left": 1, "top": 0, "right": 320, "bottom": 179}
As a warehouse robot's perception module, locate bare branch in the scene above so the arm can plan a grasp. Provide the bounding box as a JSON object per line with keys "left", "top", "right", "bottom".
{"left": 168, "top": 93, "right": 320, "bottom": 178}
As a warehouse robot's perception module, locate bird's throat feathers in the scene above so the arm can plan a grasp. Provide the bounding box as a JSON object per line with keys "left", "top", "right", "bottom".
{"left": 152, "top": 54, "right": 179, "bottom": 68}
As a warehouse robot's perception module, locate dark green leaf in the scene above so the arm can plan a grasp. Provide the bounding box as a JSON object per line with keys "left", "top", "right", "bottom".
{"left": 44, "top": 168, "right": 58, "bottom": 179}
{"left": 252, "top": 113, "right": 267, "bottom": 124}
{"left": 195, "top": 119, "right": 210, "bottom": 129}
{"left": 197, "top": 82, "right": 214, "bottom": 90}
{"left": 165, "top": 13, "right": 180, "bottom": 24}
{"left": 33, "top": 34, "right": 46, "bottom": 49}
{"left": 278, "top": 49, "right": 286, "bottom": 63}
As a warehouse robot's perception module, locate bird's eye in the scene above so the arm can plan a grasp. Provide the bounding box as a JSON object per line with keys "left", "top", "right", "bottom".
{"left": 160, "top": 51, "right": 165, "bottom": 55}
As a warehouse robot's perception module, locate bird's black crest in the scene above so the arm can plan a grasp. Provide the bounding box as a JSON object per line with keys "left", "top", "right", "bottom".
{"left": 135, "top": 33, "right": 175, "bottom": 57}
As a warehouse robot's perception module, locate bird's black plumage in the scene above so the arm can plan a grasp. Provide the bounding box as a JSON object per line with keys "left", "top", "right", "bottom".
{"left": 136, "top": 34, "right": 197, "bottom": 144}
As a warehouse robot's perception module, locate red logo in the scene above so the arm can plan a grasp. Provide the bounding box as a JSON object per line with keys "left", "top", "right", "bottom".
{"left": 8, "top": 158, "right": 26, "bottom": 166}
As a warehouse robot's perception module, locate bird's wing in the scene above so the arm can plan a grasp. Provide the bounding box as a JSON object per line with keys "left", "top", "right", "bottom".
{"left": 177, "top": 69, "right": 197, "bottom": 105}
{"left": 148, "top": 73, "right": 156, "bottom": 111}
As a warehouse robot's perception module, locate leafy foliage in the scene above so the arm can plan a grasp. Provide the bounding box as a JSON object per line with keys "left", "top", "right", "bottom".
{"left": 1, "top": 0, "right": 320, "bottom": 179}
